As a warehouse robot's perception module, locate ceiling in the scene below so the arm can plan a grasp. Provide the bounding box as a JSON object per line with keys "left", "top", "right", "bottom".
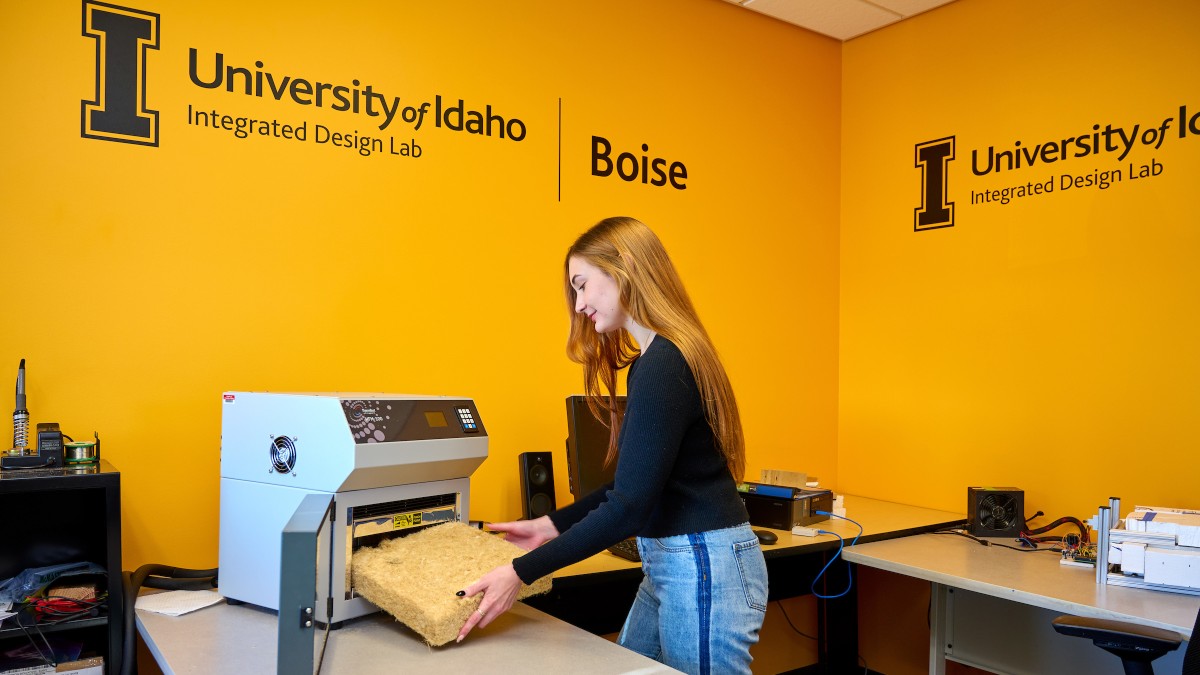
{"left": 723, "top": 0, "right": 958, "bottom": 41}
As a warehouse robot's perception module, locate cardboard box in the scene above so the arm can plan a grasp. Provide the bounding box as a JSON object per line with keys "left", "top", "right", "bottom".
{"left": 56, "top": 658, "right": 103, "bottom": 675}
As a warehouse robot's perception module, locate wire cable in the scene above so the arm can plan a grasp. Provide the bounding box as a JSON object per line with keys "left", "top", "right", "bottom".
{"left": 15, "top": 621, "right": 55, "bottom": 667}
{"left": 315, "top": 620, "right": 332, "bottom": 675}
{"left": 1022, "top": 515, "right": 1090, "bottom": 543}
{"left": 928, "top": 529, "right": 1063, "bottom": 553}
{"left": 774, "top": 600, "right": 817, "bottom": 641}
{"left": 25, "top": 593, "right": 106, "bottom": 620}
{"left": 121, "top": 565, "right": 218, "bottom": 675}
{"left": 810, "top": 511, "right": 864, "bottom": 600}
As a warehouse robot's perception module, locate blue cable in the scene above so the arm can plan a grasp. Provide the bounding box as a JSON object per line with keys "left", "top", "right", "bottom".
{"left": 809, "top": 510, "right": 864, "bottom": 600}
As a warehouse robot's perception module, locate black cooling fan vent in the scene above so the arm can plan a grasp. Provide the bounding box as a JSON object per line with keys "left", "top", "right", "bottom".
{"left": 270, "top": 435, "right": 298, "bottom": 474}
{"left": 979, "top": 493, "right": 1019, "bottom": 530}
{"left": 967, "top": 487, "right": 1025, "bottom": 538}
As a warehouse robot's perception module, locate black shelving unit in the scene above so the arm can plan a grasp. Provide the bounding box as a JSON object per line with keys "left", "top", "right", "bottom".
{"left": 0, "top": 460, "right": 122, "bottom": 674}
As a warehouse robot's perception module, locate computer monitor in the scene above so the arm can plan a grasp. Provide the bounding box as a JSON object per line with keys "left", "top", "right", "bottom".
{"left": 564, "top": 395, "right": 625, "bottom": 499}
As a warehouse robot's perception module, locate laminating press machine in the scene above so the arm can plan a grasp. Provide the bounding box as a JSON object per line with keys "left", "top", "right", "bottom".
{"left": 218, "top": 392, "right": 487, "bottom": 624}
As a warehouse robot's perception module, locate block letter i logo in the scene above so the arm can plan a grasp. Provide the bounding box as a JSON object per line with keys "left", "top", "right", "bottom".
{"left": 81, "top": 1, "right": 160, "bottom": 146}
{"left": 914, "top": 137, "right": 954, "bottom": 231}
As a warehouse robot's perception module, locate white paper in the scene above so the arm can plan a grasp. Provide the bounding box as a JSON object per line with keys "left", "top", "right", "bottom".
{"left": 135, "top": 589, "right": 224, "bottom": 616}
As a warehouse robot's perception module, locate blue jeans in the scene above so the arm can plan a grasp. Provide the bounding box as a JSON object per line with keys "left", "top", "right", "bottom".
{"left": 617, "top": 523, "right": 768, "bottom": 675}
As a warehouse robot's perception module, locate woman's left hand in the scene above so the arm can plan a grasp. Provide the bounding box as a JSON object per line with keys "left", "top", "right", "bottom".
{"left": 456, "top": 563, "right": 522, "bottom": 642}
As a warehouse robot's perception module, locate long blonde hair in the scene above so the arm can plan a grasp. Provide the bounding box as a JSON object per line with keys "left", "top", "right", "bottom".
{"left": 564, "top": 217, "right": 745, "bottom": 481}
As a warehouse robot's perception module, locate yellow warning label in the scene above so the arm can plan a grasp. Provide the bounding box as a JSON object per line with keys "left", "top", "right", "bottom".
{"left": 393, "top": 511, "right": 424, "bottom": 529}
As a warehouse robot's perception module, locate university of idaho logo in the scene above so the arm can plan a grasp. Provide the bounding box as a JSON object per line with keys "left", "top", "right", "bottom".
{"left": 81, "top": 1, "right": 160, "bottom": 146}
{"left": 914, "top": 136, "right": 955, "bottom": 231}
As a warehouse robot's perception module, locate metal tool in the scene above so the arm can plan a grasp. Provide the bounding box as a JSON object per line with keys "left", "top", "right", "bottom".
{"left": 12, "top": 358, "right": 29, "bottom": 451}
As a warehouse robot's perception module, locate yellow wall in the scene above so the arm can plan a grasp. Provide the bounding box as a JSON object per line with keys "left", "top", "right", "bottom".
{"left": 842, "top": 5, "right": 1200, "bottom": 671}
{"left": 840, "top": 0, "right": 1200, "bottom": 522}
{"left": 0, "top": 0, "right": 841, "bottom": 569}
{"left": 8, "top": 1, "right": 1199, "bottom": 673}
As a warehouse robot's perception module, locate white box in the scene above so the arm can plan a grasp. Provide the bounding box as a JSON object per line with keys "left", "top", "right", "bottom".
{"left": 1120, "top": 542, "right": 1147, "bottom": 575}
{"left": 1145, "top": 548, "right": 1200, "bottom": 589}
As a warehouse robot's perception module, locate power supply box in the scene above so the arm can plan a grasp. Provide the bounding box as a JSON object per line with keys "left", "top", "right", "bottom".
{"left": 738, "top": 483, "right": 833, "bottom": 530}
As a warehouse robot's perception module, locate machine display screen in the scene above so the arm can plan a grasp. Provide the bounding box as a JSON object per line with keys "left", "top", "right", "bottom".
{"left": 424, "top": 411, "right": 448, "bottom": 428}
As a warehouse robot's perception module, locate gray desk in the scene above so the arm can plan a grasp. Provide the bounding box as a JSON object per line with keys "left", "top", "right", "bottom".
{"left": 139, "top": 496, "right": 964, "bottom": 675}
{"left": 136, "top": 599, "right": 678, "bottom": 674}
{"left": 555, "top": 494, "right": 967, "bottom": 576}
{"left": 540, "top": 495, "right": 966, "bottom": 673}
{"left": 844, "top": 533, "right": 1198, "bottom": 674}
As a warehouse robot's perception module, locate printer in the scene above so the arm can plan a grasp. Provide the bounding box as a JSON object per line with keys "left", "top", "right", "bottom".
{"left": 218, "top": 392, "right": 487, "bottom": 624}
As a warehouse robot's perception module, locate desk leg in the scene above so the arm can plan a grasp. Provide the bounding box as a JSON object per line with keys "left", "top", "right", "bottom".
{"left": 815, "top": 558, "right": 857, "bottom": 674}
{"left": 928, "top": 583, "right": 948, "bottom": 675}
{"left": 816, "top": 594, "right": 858, "bottom": 673}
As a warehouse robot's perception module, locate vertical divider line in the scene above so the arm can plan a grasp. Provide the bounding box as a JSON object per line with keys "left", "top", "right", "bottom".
{"left": 558, "top": 97, "right": 562, "bottom": 202}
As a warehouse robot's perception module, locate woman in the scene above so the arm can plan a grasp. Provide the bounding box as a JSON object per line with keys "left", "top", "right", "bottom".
{"left": 457, "top": 217, "right": 766, "bottom": 675}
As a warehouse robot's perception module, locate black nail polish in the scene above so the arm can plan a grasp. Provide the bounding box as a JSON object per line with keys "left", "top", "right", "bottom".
{"left": 455, "top": 590, "right": 465, "bottom": 597}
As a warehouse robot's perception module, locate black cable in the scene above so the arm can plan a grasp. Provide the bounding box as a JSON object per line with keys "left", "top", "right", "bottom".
{"left": 1022, "top": 515, "right": 1090, "bottom": 543}
{"left": 777, "top": 593, "right": 873, "bottom": 667}
{"left": 927, "top": 529, "right": 1062, "bottom": 553}
{"left": 15, "top": 620, "right": 55, "bottom": 667}
{"left": 122, "top": 564, "right": 218, "bottom": 675}
{"left": 315, "top": 620, "right": 332, "bottom": 675}
{"left": 773, "top": 599, "right": 817, "bottom": 641}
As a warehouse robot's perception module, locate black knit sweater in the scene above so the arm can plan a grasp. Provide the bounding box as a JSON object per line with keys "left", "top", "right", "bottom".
{"left": 512, "top": 336, "right": 748, "bottom": 583}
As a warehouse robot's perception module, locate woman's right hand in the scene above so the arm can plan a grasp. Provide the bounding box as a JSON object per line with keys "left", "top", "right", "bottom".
{"left": 487, "top": 516, "right": 560, "bottom": 551}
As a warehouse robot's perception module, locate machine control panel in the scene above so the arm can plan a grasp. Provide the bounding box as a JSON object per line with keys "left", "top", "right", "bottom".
{"left": 454, "top": 406, "right": 478, "bottom": 433}
{"left": 339, "top": 398, "right": 485, "bottom": 443}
